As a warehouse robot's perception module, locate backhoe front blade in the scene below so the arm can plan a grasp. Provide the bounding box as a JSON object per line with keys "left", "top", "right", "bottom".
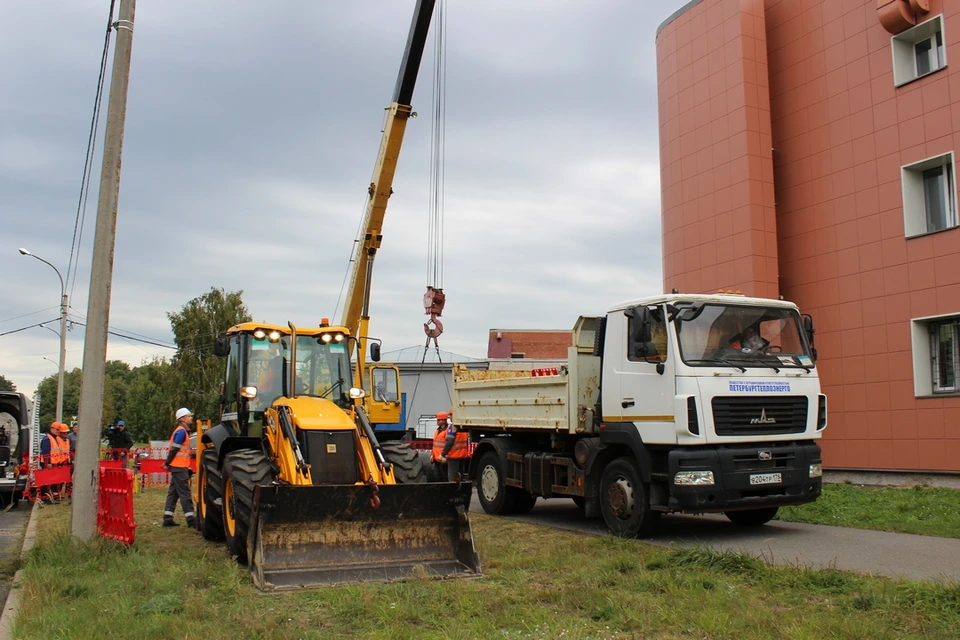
{"left": 247, "top": 482, "right": 480, "bottom": 591}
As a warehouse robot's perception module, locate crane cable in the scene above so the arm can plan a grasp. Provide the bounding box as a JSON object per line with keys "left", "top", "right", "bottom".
{"left": 422, "top": 0, "right": 447, "bottom": 348}
{"left": 65, "top": 0, "right": 118, "bottom": 302}
{"left": 406, "top": 2, "right": 454, "bottom": 431}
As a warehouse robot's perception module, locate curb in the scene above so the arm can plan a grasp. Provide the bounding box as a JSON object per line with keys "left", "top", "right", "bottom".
{"left": 0, "top": 501, "right": 40, "bottom": 640}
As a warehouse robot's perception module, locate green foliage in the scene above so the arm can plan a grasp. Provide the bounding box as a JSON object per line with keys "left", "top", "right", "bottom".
{"left": 35, "top": 363, "right": 129, "bottom": 429}
{"left": 14, "top": 495, "right": 960, "bottom": 640}
{"left": 167, "top": 287, "right": 251, "bottom": 420}
{"left": 778, "top": 483, "right": 960, "bottom": 538}
{"left": 0, "top": 374, "right": 15, "bottom": 392}
{"left": 123, "top": 358, "right": 177, "bottom": 442}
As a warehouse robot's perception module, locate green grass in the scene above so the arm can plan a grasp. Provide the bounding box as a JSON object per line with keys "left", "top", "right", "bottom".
{"left": 777, "top": 483, "right": 960, "bottom": 538}
{"left": 10, "top": 487, "right": 960, "bottom": 639}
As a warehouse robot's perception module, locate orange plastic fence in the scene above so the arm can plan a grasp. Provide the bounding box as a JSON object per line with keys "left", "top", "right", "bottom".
{"left": 97, "top": 467, "right": 136, "bottom": 544}
{"left": 133, "top": 447, "right": 196, "bottom": 487}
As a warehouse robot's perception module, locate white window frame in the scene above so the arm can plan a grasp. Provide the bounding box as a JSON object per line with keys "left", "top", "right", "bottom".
{"left": 901, "top": 152, "right": 958, "bottom": 238}
{"left": 892, "top": 14, "right": 947, "bottom": 87}
{"left": 911, "top": 314, "right": 960, "bottom": 396}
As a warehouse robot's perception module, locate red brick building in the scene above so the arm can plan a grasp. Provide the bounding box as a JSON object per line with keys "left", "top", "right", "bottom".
{"left": 487, "top": 330, "right": 572, "bottom": 359}
{"left": 657, "top": 0, "right": 960, "bottom": 472}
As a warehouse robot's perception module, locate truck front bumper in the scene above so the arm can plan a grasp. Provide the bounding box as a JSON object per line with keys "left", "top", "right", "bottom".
{"left": 666, "top": 442, "right": 822, "bottom": 512}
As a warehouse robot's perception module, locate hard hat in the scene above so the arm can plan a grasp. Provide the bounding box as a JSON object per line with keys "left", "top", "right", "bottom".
{"left": 117, "top": 420, "right": 125, "bottom": 426}
{"left": 436, "top": 411, "right": 449, "bottom": 420}
{"left": 175, "top": 408, "right": 193, "bottom": 420}
{"left": 51, "top": 422, "right": 68, "bottom": 433}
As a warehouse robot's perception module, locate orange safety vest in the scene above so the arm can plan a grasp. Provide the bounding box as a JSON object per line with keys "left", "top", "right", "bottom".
{"left": 446, "top": 428, "right": 470, "bottom": 459}
{"left": 168, "top": 425, "right": 192, "bottom": 468}
{"left": 431, "top": 427, "right": 447, "bottom": 463}
{"left": 44, "top": 434, "right": 70, "bottom": 466}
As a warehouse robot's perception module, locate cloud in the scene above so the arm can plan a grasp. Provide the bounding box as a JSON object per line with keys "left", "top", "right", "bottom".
{"left": 1, "top": 0, "right": 690, "bottom": 395}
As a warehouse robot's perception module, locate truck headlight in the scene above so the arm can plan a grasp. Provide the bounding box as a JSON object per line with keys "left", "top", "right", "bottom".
{"left": 808, "top": 463, "right": 822, "bottom": 478}
{"left": 674, "top": 470, "right": 715, "bottom": 485}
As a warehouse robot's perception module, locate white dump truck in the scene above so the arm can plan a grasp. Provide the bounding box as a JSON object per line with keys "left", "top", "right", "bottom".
{"left": 455, "top": 293, "right": 826, "bottom": 536}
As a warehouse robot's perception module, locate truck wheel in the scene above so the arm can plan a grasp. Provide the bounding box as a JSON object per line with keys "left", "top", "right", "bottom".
{"left": 600, "top": 457, "right": 660, "bottom": 537}
{"left": 512, "top": 492, "right": 537, "bottom": 515}
{"left": 725, "top": 507, "right": 779, "bottom": 527}
{"left": 379, "top": 441, "right": 426, "bottom": 483}
{"left": 475, "top": 451, "right": 516, "bottom": 515}
{"left": 222, "top": 450, "right": 272, "bottom": 565}
{"left": 197, "top": 450, "right": 225, "bottom": 541}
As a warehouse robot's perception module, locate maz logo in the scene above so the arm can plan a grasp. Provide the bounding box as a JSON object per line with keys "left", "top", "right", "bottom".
{"left": 750, "top": 408, "right": 777, "bottom": 425}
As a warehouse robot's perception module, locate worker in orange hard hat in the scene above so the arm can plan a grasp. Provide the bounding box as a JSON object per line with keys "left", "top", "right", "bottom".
{"left": 431, "top": 412, "right": 450, "bottom": 480}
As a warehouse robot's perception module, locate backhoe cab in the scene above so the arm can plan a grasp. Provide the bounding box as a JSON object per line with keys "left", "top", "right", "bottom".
{"left": 196, "top": 321, "right": 479, "bottom": 590}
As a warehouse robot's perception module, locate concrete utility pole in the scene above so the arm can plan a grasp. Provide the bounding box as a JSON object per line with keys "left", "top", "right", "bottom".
{"left": 73, "top": 0, "right": 137, "bottom": 541}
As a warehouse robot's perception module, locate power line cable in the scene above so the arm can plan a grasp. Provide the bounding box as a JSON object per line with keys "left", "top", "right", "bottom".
{"left": 0, "top": 307, "right": 60, "bottom": 325}
{"left": 65, "top": 0, "right": 117, "bottom": 299}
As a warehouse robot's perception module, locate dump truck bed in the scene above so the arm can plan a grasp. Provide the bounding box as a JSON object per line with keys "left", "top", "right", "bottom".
{"left": 453, "top": 316, "right": 602, "bottom": 435}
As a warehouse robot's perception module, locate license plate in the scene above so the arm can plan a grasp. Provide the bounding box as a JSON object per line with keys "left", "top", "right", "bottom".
{"left": 749, "top": 472, "right": 781, "bottom": 485}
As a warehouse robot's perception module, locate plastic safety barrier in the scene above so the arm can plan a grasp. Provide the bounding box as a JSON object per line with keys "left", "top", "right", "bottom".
{"left": 133, "top": 447, "right": 196, "bottom": 487}
{"left": 97, "top": 467, "right": 136, "bottom": 544}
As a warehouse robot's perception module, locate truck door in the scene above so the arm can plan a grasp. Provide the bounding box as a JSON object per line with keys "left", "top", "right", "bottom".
{"left": 614, "top": 306, "right": 676, "bottom": 444}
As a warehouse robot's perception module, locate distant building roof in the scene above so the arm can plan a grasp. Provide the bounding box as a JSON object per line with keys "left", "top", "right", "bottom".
{"left": 380, "top": 345, "right": 484, "bottom": 364}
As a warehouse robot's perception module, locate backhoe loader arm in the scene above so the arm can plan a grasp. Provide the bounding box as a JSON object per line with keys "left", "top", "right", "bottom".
{"left": 340, "top": 0, "right": 437, "bottom": 362}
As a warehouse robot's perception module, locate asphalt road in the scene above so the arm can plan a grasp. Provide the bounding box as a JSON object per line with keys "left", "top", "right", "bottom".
{"left": 470, "top": 495, "right": 960, "bottom": 583}
{"left": 0, "top": 503, "right": 29, "bottom": 608}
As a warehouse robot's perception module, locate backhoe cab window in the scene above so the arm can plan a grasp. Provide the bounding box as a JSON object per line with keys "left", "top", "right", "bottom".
{"left": 245, "top": 335, "right": 352, "bottom": 409}
{"left": 676, "top": 304, "right": 812, "bottom": 369}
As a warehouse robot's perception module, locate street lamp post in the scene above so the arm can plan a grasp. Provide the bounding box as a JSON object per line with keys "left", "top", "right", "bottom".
{"left": 19, "top": 248, "right": 68, "bottom": 424}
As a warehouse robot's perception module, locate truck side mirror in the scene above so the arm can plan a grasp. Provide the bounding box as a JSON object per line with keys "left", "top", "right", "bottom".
{"left": 633, "top": 342, "right": 658, "bottom": 359}
{"left": 214, "top": 336, "right": 230, "bottom": 358}
{"left": 625, "top": 306, "right": 652, "bottom": 343}
{"left": 370, "top": 343, "right": 381, "bottom": 363}
{"left": 801, "top": 314, "right": 817, "bottom": 361}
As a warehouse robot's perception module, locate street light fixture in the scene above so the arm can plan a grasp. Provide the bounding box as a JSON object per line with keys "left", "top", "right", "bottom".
{"left": 19, "top": 248, "right": 68, "bottom": 424}
{"left": 42, "top": 356, "right": 60, "bottom": 370}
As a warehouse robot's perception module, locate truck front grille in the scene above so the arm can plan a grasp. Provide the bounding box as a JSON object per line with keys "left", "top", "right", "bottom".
{"left": 712, "top": 396, "right": 808, "bottom": 436}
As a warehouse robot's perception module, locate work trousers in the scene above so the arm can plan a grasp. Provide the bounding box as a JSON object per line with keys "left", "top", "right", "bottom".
{"left": 164, "top": 468, "right": 194, "bottom": 521}
{"left": 447, "top": 457, "right": 467, "bottom": 482}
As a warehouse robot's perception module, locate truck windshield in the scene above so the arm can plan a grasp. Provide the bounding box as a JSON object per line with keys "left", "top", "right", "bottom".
{"left": 675, "top": 304, "right": 812, "bottom": 369}
{"left": 246, "top": 335, "right": 352, "bottom": 409}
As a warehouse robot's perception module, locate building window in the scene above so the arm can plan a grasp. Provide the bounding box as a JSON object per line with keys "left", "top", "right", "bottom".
{"left": 911, "top": 314, "right": 960, "bottom": 396}
{"left": 893, "top": 15, "right": 947, "bottom": 87}
{"left": 930, "top": 319, "right": 959, "bottom": 393}
{"left": 510, "top": 352, "right": 525, "bottom": 358}
{"left": 902, "top": 152, "right": 958, "bottom": 237}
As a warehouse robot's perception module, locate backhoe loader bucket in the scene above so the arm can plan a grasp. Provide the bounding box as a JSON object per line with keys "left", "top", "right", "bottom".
{"left": 247, "top": 482, "right": 480, "bottom": 591}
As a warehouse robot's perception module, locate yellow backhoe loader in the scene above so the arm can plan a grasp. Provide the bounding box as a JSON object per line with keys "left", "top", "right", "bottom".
{"left": 195, "top": 321, "right": 478, "bottom": 590}
{"left": 191, "top": 0, "right": 480, "bottom": 590}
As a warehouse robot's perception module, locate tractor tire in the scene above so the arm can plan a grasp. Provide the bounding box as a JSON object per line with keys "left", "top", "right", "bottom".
{"left": 725, "top": 507, "right": 779, "bottom": 527}
{"left": 379, "top": 441, "right": 426, "bottom": 484}
{"left": 222, "top": 450, "right": 273, "bottom": 565}
{"left": 197, "top": 449, "right": 225, "bottom": 541}
{"left": 599, "top": 457, "right": 660, "bottom": 537}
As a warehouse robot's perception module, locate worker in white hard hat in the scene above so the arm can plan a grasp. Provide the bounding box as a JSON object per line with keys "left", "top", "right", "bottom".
{"left": 161, "top": 407, "right": 196, "bottom": 528}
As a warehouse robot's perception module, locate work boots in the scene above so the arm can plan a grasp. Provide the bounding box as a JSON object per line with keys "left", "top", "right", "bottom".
{"left": 162, "top": 518, "right": 180, "bottom": 527}
{"left": 186, "top": 517, "right": 197, "bottom": 529}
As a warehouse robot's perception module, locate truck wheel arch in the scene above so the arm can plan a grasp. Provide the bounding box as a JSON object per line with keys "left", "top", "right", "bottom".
{"left": 593, "top": 422, "right": 653, "bottom": 482}
{"left": 468, "top": 436, "right": 521, "bottom": 481}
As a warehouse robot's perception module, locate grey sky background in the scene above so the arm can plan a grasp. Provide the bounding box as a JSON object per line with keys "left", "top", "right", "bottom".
{"left": 1, "top": 0, "right": 688, "bottom": 396}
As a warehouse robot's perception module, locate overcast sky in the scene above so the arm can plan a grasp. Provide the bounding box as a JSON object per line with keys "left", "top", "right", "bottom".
{"left": 1, "top": 0, "right": 689, "bottom": 396}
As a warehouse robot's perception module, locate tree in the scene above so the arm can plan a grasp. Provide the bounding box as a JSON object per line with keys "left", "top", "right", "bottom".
{"left": 124, "top": 358, "right": 176, "bottom": 442}
{"left": 167, "top": 287, "right": 251, "bottom": 420}
{"left": 0, "top": 375, "right": 15, "bottom": 392}
{"left": 36, "top": 369, "right": 82, "bottom": 428}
